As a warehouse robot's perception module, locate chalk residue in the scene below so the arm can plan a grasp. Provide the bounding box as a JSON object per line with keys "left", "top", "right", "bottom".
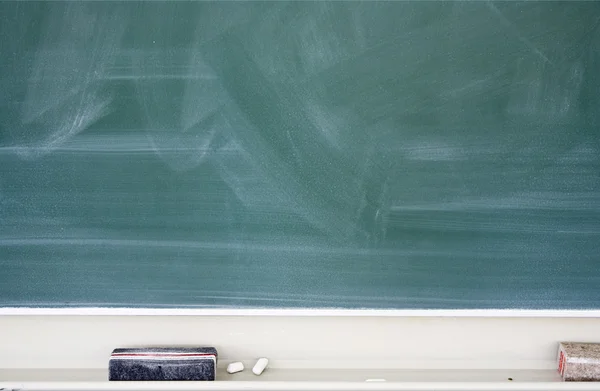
{"left": 243, "top": 3, "right": 365, "bottom": 81}
{"left": 486, "top": 2, "right": 551, "bottom": 64}
{"left": 506, "top": 59, "right": 583, "bottom": 120}
{"left": 302, "top": 101, "right": 347, "bottom": 150}
{"left": 214, "top": 141, "right": 291, "bottom": 213}
{"left": 136, "top": 47, "right": 227, "bottom": 172}
{"left": 403, "top": 141, "right": 462, "bottom": 162}
{"left": 18, "top": 3, "right": 124, "bottom": 159}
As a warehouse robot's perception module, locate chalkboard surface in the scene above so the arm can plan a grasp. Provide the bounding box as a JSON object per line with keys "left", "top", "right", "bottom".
{"left": 1, "top": 1, "right": 599, "bottom": 309}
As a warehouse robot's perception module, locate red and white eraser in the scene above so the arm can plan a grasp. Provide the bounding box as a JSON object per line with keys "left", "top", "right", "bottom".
{"left": 558, "top": 342, "right": 600, "bottom": 381}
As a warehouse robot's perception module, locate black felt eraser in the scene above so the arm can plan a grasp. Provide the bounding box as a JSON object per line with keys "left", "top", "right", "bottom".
{"left": 109, "top": 347, "right": 218, "bottom": 381}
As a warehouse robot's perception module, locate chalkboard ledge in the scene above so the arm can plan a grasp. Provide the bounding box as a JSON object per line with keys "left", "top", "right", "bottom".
{"left": 0, "top": 368, "right": 593, "bottom": 391}
{"left": 1, "top": 314, "right": 599, "bottom": 390}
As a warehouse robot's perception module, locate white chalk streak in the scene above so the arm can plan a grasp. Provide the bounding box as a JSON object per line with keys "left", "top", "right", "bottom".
{"left": 486, "top": 2, "right": 551, "bottom": 64}
{"left": 137, "top": 54, "right": 226, "bottom": 172}
{"left": 19, "top": 4, "right": 124, "bottom": 159}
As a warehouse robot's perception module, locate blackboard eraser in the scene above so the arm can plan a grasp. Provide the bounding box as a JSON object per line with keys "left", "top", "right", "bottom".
{"left": 558, "top": 342, "right": 600, "bottom": 381}
{"left": 109, "top": 347, "right": 217, "bottom": 381}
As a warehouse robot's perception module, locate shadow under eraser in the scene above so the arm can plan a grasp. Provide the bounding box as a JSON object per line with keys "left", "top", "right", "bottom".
{"left": 558, "top": 342, "right": 600, "bottom": 381}
{"left": 109, "top": 347, "right": 217, "bottom": 381}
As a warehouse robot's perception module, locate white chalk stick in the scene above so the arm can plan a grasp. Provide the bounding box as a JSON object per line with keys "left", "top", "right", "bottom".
{"left": 252, "top": 358, "right": 268, "bottom": 375}
{"left": 226, "top": 361, "right": 244, "bottom": 374}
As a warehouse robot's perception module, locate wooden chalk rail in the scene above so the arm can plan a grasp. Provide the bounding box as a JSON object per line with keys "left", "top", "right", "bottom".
{"left": 1, "top": 311, "right": 600, "bottom": 390}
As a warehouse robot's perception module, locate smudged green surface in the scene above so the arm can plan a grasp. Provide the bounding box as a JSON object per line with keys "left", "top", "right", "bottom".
{"left": 1, "top": 1, "right": 599, "bottom": 308}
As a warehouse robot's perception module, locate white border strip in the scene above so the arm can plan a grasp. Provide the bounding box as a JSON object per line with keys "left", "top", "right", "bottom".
{"left": 1, "top": 308, "right": 600, "bottom": 317}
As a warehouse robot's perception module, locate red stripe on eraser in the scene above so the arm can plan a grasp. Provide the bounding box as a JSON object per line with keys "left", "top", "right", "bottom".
{"left": 558, "top": 350, "right": 564, "bottom": 375}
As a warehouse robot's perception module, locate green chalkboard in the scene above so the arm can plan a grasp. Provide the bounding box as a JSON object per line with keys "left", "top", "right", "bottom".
{"left": 1, "top": 1, "right": 600, "bottom": 308}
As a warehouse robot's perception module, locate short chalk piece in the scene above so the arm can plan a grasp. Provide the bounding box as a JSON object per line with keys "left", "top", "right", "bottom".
{"left": 226, "top": 362, "right": 244, "bottom": 374}
{"left": 252, "top": 358, "right": 269, "bottom": 376}
{"left": 558, "top": 342, "right": 600, "bottom": 381}
{"left": 109, "top": 347, "right": 217, "bottom": 381}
